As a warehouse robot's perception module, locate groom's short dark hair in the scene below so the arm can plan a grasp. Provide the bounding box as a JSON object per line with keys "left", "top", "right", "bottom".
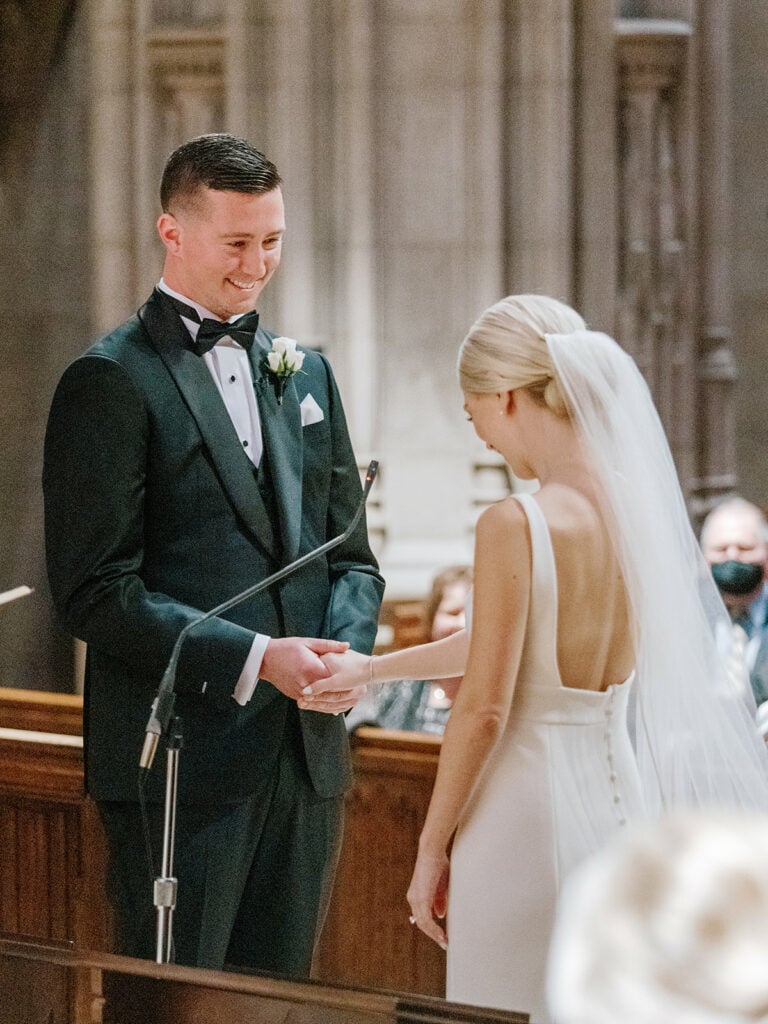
{"left": 160, "top": 134, "right": 281, "bottom": 213}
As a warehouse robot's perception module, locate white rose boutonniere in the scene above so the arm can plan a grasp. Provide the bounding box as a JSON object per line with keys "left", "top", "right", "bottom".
{"left": 265, "top": 336, "right": 306, "bottom": 404}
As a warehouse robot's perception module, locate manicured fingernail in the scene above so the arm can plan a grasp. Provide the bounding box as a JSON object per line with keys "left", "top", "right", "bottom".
{"left": 302, "top": 686, "right": 312, "bottom": 695}
{"left": 439, "top": 941, "right": 448, "bottom": 951}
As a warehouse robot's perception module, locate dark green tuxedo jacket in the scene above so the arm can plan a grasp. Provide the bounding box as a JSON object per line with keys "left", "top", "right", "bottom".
{"left": 43, "top": 289, "right": 384, "bottom": 804}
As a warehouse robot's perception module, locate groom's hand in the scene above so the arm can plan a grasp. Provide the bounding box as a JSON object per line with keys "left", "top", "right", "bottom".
{"left": 299, "top": 649, "right": 369, "bottom": 712}
{"left": 298, "top": 649, "right": 370, "bottom": 714}
{"left": 297, "top": 683, "right": 369, "bottom": 715}
{"left": 260, "top": 637, "right": 349, "bottom": 701}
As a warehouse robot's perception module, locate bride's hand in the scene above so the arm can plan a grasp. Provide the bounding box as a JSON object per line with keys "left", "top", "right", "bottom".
{"left": 300, "top": 650, "right": 370, "bottom": 696}
{"left": 407, "top": 845, "right": 449, "bottom": 950}
{"left": 297, "top": 649, "right": 370, "bottom": 714}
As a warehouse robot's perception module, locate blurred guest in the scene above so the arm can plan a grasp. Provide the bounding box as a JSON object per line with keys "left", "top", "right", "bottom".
{"left": 548, "top": 811, "right": 768, "bottom": 1024}
{"left": 346, "top": 565, "right": 472, "bottom": 734}
{"left": 701, "top": 496, "right": 768, "bottom": 732}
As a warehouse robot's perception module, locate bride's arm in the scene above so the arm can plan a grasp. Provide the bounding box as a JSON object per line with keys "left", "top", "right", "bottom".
{"left": 296, "top": 625, "right": 470, "bottom": 714}
{"left": 372, "top": 627, "right": 471, "bottom": 683}
{"left": 302, "top": 627, "right": 470, "bottom": 695}
{"left": 407, "top": 498, "right": 531, "bottom": 948}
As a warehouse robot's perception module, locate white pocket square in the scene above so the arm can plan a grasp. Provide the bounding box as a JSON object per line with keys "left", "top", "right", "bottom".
{"left": 300, "top": 393, "right": 324, "bottom": 427}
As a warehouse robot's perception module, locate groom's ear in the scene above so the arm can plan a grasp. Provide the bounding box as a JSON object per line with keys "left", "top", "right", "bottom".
{"left": 157, "top": 212, "right": 181, "bottom": 254}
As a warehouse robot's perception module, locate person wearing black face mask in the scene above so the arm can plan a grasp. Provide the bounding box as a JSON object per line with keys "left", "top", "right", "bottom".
{"left": 701, "top": 496, "right": 768, "bottom": 736}
{"left": 711, "top": 559, "right": 765, "bottom": 597}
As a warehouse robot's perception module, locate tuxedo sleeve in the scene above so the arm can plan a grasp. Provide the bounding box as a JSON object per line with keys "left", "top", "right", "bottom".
{"left": 43, "top": 354, "right": 255, "bottom": 699}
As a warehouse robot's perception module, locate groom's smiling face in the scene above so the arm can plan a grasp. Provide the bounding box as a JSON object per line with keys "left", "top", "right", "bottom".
{"left": 158, "top": 186, "right": 286, "bottom": 320}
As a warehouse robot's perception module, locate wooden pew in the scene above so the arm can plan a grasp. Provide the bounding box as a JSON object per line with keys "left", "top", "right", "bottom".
{"left": 0, "top": 688, "right": 445, "bottom": 996}
{"left": 0, "top": 694, "right": 113, "bottom": 953}
{"left": 0, "top": 935, "right": 527, "bottom": 1024}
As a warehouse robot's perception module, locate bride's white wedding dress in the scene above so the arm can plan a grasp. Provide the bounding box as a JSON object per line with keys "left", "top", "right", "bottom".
{"left": 446, "top": 492, "right": 645, "bottom": 1023}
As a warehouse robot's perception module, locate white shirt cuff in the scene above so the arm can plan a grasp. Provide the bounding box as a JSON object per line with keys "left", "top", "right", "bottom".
{"left": 232, "top": 633, "right": 270, "bottom": 705}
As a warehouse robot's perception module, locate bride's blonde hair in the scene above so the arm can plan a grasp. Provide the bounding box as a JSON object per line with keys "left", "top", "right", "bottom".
{"left": 458, "top": 294, "right": 585, "bottom": 418}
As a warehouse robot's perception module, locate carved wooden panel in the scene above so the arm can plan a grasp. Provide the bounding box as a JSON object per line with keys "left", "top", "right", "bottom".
{"left": 0, "top": 720, "right": 113, "bottom": 956}
{"left": 0, "top": 687, "right": 82, "bottom": 735}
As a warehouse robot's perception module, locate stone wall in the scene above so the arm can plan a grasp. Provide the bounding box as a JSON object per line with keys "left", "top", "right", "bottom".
{"left": 732, "top": 1, "right": 768, "bottom": 506}
{"left": 0, "top": 3, "right": 89, "bottom": 690}
{"left": 1, "top": 0, "right": 766, "bottom": 691}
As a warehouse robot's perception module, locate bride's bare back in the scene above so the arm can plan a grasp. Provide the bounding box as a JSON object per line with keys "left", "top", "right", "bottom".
{"left": 522, "top": 484, "right": 633, "bottom": 692}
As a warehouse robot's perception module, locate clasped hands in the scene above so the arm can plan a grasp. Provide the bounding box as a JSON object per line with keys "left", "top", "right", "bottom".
{"left": 259, "top": 636, "right": 371, "bottom": 713}
{"left": 300, "top": 646, "right": 372, "bottom": 714}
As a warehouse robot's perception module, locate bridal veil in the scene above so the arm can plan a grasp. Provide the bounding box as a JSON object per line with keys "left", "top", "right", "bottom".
{"left": 545, "top": 328, "right": 768, "bottom": 813}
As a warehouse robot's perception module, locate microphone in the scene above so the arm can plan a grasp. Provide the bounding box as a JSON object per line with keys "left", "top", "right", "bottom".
{"left": 0, "top": 585, "right": 33, "bottom": 608}
{"left": 140, "top": 460, "right": 379, "bottom": 772}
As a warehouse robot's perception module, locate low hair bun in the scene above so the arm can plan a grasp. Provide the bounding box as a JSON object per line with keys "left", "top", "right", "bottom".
{"left": 458, "top": 294, "right": 586, "bottom": 402}
{"left": 543, "top": 376, "right": 569, "bottom": 418}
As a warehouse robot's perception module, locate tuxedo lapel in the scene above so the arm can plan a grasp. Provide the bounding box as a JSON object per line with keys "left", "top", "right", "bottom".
{"left": 138, "top": 291, "right": 279, "bottom": 556}
{"left": 251, "top": 332, "right": 303, "bottom": 563}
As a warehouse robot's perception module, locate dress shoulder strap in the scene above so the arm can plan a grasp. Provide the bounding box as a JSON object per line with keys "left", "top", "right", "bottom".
{"left": 511, "top": 492, "right": 562, "bottom": 686}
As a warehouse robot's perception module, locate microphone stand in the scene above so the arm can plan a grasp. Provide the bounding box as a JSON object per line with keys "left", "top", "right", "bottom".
{"left": 138, "top": 460, "right": 378, "bottom": 963}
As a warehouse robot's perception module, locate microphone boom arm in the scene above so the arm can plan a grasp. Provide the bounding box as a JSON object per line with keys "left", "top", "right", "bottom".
{"left": 140, "top": 460, "right": 378, "bottom": 771}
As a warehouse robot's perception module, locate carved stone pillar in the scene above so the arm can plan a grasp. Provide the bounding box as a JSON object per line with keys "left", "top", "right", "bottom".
{"left": 504, "top": 0, "right": 575, "bottom": 298}
{"left": 573, "top": 0, "right": 617, "bottom": 328}
{"left": 329, "top": 0, "right": 377, "bottom": 455}
{"left": 88, "top": 0, "right": 138, "bottom": 332}
{"left": 371, "top": 0, "right": 507, "bottom": 597}
{"left": 616, "top": 20, "right": 697, "bottom": 495}
{"left": 137, "top": 16, "right": 226, "bottom": 298}
{"left": 696, "top": 0, "right": 738, "bottom": 510}
{"left": 0, "top": 0, "right": 76, "bottom": 180}
{"left": 243, "top": 0, "right": 320, "bottom": 345}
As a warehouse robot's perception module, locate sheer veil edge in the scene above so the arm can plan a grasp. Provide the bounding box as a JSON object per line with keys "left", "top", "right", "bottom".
{"left": 546, "top": 330, "right": 768, "bottom": 814}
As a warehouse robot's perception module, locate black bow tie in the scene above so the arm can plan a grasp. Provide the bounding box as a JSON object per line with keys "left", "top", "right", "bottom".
{"left": 163, "top": 292, "right": 260, "bottom": 355}
{"left": 194, "top": 312, "right": 260, "bottom": 355}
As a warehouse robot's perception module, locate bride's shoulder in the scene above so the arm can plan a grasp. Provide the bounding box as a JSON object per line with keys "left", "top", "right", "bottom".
{"left": 475, "top": 499, "right": 532, "bottom": 581}
{"left": 477, "top": 495, "right": 528, "bottom": 540}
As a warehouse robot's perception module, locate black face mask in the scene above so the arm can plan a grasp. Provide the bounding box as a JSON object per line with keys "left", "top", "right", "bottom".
{"left": 711, "top": 560, "right": 765, "bottom": 596}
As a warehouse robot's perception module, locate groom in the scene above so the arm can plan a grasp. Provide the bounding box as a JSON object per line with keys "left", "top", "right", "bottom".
{"left": 43, "top": 134, "right": 384, "bottom": 974}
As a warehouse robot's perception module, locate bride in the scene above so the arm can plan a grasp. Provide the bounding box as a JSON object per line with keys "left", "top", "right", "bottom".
{"left": 300, "top": 295, "right": 768, "bottom": 1023}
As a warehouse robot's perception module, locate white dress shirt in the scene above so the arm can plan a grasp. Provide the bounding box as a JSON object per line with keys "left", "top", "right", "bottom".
{"left": 158, "top": 279, "right": 269, "bottom": 704}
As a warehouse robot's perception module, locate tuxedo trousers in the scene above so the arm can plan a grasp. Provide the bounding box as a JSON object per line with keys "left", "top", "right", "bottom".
{"left": 98, "top": 706, "right": 344, "bottom": 975}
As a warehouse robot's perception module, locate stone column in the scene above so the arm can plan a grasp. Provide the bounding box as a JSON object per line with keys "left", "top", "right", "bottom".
{"left": 224, "top": 0, "right": 250, "bottom": 137}
{"left": 329, "top": 0, "right": 377, "bottom": 456}
{"left": 504, "top": 0, "right": 575, "bottom": 299}
{"left": 616, "top": 19, "right": 697, "bottom": 494}
{"left": 573, "top": 0, "right": 617, "bottom": 329}
{"left": 138, "top": 18, "right": 226, "bottom": 298}
{"left": 696, "top": 0, "right": 738, "bottom": 508}
{"left": 88, "top": 0, "right": 137, "bottom": 331}
{"left": 247, "top": 0, "right": 319, "bottom": 344}
{"left": 372, "top": 0, "right": 507, "bottom": 598}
